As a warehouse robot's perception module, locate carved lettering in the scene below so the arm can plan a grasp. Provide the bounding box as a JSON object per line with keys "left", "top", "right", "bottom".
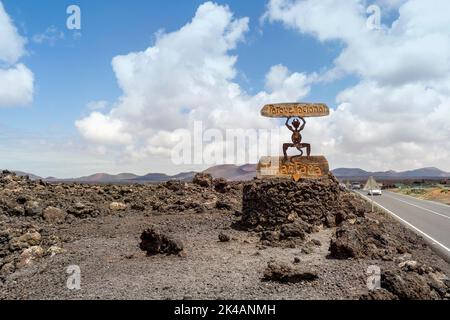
{"left": 256, "top": 156, "right": 329, "bottom": 180}
{"left": 261, "top": 103, "right": 330, "bottom": 118}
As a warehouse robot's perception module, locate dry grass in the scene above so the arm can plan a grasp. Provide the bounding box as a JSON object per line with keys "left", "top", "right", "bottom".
{"left": 393, "top": 187, "right": 450, "bottom": 205}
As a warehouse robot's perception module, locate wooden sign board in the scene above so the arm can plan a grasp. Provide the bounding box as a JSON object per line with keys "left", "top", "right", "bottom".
{"left": 261, "top": 103, "right": 329, "bottom": 118}
{"left": 257, "top": 156, "right": 330, "bottom": 181}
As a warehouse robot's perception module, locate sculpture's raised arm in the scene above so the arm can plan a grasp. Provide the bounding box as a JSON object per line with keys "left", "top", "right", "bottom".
{"left": 285, "top": 116, "right": 294, "bottom": 132}
{"left": 299, "top": 117, "right": 306, "bottom": 131}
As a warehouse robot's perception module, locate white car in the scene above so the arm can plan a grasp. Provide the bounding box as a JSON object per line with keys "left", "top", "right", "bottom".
{"left": 351, "top": 183, "right": 362, "bottom": 190}
{"left": 368, "top": 189, "right": 382, "bottom": 196}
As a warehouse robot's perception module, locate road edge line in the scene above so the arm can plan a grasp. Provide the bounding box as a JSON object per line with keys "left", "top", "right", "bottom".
{"left": 383, "top": 192, "right": 450, "bottom": 220}
{"left": 386, "top": 190, "right": 450, "bottom": 209}
{"left": 355, "top": 192, "right": 450, "bottom": 263}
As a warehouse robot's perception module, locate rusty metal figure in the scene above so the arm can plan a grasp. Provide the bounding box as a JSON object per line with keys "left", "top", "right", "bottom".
{"left": 283, "top": 116, "right": 311, "bottom": 161}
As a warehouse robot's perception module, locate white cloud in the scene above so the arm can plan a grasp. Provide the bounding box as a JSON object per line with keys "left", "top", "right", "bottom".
{"left": 0, "top": 64, "right": 34, "bottom": 106}
{"left": 265, "top": 0, "right": 450, "bottom": 171}
{"left": 263, "top": 0, "right": 367, "bottom": 42}
{"left": 76, "top": 2, "right": 312, "bottom": 160}
{"left": 0, "top": 1, "right": 34, "bottom": 107}
{"left": 32, "top": 26, "right": 64, "bottom": 46}
{"left": 0, "top": 2, "right": 26, "bottom": 65}
{"left": 75, "top": 0, "right": 450, "bottom": 172}
{"left": 86, "top": 100, "right": 109, "bottom": 110}
{"left": 264, "top": 64, "right": 311, "bottom": 101}
{"left": 75, "top": 112, "right": 133, "bottom": 145}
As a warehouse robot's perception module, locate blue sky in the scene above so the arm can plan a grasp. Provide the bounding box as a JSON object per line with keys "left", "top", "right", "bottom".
{"left": 2, "top": 0, "right": 353, "bottom": 136}
{"left": 1, "top": 0, "right": 449, "bottom": 177}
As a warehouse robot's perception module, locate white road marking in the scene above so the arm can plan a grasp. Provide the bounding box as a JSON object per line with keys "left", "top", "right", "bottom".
{"left": 357, "top": 192, "right": 450, "bottom": 253}
{"left": 385, "top": 191, "right": 450, "bottom": 209}
{"left": 383, "top": 192, "right": 450, "bottom": 220}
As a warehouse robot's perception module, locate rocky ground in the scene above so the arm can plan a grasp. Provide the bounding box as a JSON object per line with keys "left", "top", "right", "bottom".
{"left": 0, "top": 170, "right": 449, "bottom": 300}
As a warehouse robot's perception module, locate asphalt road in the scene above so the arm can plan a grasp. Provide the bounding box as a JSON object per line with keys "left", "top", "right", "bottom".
{"left": 356, "top": 190, "right": 450, "bottom": 257}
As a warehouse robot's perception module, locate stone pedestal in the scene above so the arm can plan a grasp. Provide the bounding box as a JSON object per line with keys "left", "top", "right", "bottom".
{"left": 240, "top": 175, "right": 340, "bottom": 230}
{"left": 238, "top": 173, "right": 369, "bottom": 249}
{"left": 257, "top": 156, "right": 330, "bottom": 181}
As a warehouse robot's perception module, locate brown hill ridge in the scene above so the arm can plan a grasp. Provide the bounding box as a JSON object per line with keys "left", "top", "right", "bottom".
{"left": 6, "top": 165, "right": 450, "bottom": 183}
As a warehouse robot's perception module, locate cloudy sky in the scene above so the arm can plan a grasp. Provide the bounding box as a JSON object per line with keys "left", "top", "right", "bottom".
{"left": 0, "top": 0, "right": 449, "bottom": 178}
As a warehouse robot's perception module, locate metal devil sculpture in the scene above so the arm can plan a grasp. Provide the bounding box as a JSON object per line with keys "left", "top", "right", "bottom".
{"left": 257, "top": 103, "right": 331, "bottom": 182}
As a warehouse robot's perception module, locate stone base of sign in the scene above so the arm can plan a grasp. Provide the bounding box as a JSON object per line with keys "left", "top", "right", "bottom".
{"left": 257, "top": 155, "right": 330, "bottom": 181}
{"left": 239, "top": 174, "right": 341, "bottom": 231}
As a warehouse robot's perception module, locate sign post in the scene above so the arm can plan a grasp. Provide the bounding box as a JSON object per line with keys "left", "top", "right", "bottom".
{"left": 363, "top": 176, "right": 379, "bottom": 212}
{"left": 371, "top": 192, "right": 374, "bottom": 212}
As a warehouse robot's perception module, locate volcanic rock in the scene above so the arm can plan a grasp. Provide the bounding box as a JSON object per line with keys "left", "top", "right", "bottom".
{"left": 262, "top": 261, "right": 318, "bottom": 283}
{"left": 10, "top": 206, "right": 25, "bottom": 216}
{"left": 68, "top": 202, "right": 99, "bottom": 218}
{"left": 1, "top": 170, "right": 242, "bottom": 219}
{"left": 192, "top": 173, "right": 213, "bottom": 188}
{"left": 328, "top": 219, "right": 397, "bottom": 259}
{"left": 240, "top": 175, "right": 341, "bottom": 230}
{"left": 261, "top": 231, "right": 280, "bottom": 242}
{"left": 164, "top": 180, "right": 185, "bottom": 192}
{"left": 47, "top": 245, "right": 65, "bottom": 257}
{"left": 109, "top": 202, "right": 127, "bottom": 211}
{"left": 334, "top": 192, "right": 368, "bottom": 225}
{"left": 0, "top": 262, "right": 15, "bottom": 275}
{"left": 360, "top": 289, "right": 398, "bottom": 300}
{"left": 215, "top": 200, "right": 233, "bottom": 211}
{"left": 301, "top": 241, "right": 317, "bottom": 254}
{"left": 24, "top": 201, "right": 42, "bottom": 217}
{"left": 43, "top": 207, "right": 67, "bottom": 224}
{"left": 9, "top": 231, "right": 42, "bottom": 251}
{"left": 214, "top": 178, "right": 230, "bottom": 193}
{"left": 17, "top": 246, "right": 44, "bottom": 269}
{"left": 218, "top": 232, "right": 231, "bottom": 242}
{"left": 398, "top": 260, "right": 419, "bottom": 272}
{"left": 278, "top": 224, "right": 304, "bottom": 242}
{"left": 140, "top": 228, "right": 184, "bottom": 256}
{"left": 16, "top": 196, "right": 28, "bottom": 205}
{"left": 241, "top": 174, "right": 367, "bottom": 230}
{"left": 381, "top": 269, "right": 439, "bottom": 300}
{"left": 239, "top": 174, "right": 367, "bottom": 248}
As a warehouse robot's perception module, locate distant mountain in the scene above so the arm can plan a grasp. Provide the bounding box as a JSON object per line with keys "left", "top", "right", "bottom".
{"left": 171, "top": 171, "right": 197, "bottom": 181}
{"left": 44, "top": 173, "right": 137, "bottom": 183}
{"left": 331, "top": 168, "right": 370, "bottom": 178}
{"left": 4, "top": 165, "right": 449, "bottom": 184}
{"left": 13, "top": 171, "right": 42, "bottom": 181}
{"left": 204, "top": 164, "right": 256, "bottom": 181}
{"left": 43, "top": 171, "right": 196, "bottom": 184}
{"left": 132, "top": 171, "right": 196, "bottom": 183}
{"left": 131, "top": 173, "right": 172, "bottom": 182}
{"left": 400, "top": 167, "right": 450, "bottom": 178}
{"left": 332, "top": 167, "right": 450, "bottom": 180}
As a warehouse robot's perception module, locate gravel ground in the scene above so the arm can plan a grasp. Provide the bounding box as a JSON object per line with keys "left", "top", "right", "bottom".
{"left": 1, "top": 171, "right": 449, "bottom": 300}
{"left": 1, "top": 209, "right": 448, "bottom": 300}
